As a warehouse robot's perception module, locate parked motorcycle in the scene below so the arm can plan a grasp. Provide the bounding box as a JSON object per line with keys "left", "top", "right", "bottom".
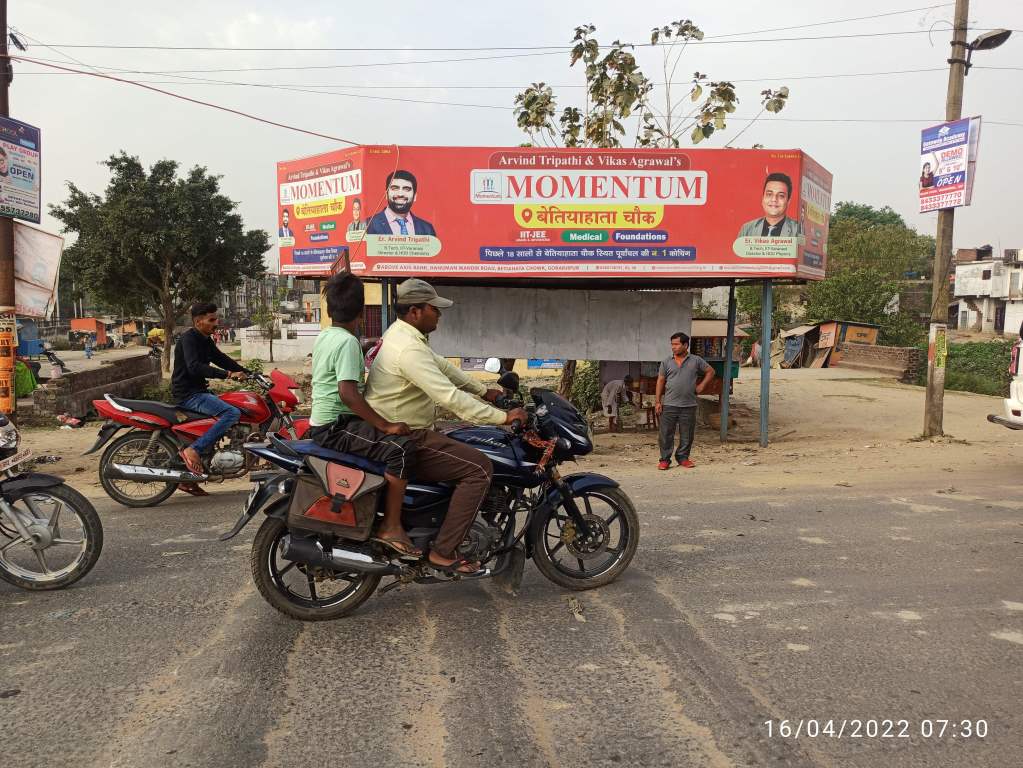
{"left": 988, "top": 325, "right": 1023, "bottom": 430}
{"left": 0, "top": 414, "right": 103, "bottom": 590}
{"left": 86, "top": 370, "right": 310, "bottom": 507}
{"left": 222, "top": 358, "right": 639, "bottom": 621}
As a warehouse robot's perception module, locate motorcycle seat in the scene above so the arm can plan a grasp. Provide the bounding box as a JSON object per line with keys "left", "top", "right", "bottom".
{"left": 284, "top": 439, "right": 389, "bottom": 477}
{"left": 107, "top": 396, "right": 207, "bottom": 425}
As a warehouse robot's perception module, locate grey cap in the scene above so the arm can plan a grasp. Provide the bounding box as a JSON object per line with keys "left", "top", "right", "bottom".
{"left": 396, "top": 278, "right": 453, "bottom": 308}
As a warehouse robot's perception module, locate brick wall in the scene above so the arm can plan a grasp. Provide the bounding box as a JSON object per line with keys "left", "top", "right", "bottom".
{"left": 835, "top": 342, "right": 923, "bottom": 383}
{"left": 29, "top": 354, "right": 162, "bottom": 420}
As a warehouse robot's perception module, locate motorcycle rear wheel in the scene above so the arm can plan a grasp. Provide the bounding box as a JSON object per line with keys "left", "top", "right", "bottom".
{"left": 99, "top": 432, "right": 179, "bottom": 508}
{"left": 251, "top": 517, "right": 380, "bottom": 621}
{"left": 531, "top": 485, "right": 639, "bottom": 590}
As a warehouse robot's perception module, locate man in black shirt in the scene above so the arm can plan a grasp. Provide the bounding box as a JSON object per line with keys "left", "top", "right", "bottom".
{"left": 173, "top": 302, "right": 249, "bottom": 476}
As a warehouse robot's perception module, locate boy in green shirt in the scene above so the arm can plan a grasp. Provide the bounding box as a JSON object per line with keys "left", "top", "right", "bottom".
{"left": 307, "top": 273, "right": 421, "bottom": 558}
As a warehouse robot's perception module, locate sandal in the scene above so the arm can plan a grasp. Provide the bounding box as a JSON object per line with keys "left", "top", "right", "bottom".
{"left": 427, "top": 556, "right": 482, "bottom": 575}
{"left": 372, "top": 536, "right": 423, "bottom": 559}
{"left": 178, "top": 449, "right": 204, "bottom": 476}
{"left": 177, "top": 483, "right": 210, "bottom": 497}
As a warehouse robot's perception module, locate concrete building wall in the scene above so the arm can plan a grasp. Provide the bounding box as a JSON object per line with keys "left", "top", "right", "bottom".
{"left": 1005, "top": 300, "right": 1023, "bottom": 338}
{"left": 429, "top": 287, "right": 693, "bottom": 361}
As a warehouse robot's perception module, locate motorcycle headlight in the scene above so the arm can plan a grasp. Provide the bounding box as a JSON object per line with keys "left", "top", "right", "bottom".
{"left": 0, "top": 417, "right": 20, "bottom": 453}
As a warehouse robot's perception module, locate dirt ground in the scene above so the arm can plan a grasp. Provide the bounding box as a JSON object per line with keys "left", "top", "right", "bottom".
{"left": 17, "top": 368, "right": 1020, "bottom": 501}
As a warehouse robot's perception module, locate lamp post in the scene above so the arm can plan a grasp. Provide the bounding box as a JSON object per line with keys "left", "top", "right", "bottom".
{"left": 923, "top": 0, "right": 1011, "bottom": 437}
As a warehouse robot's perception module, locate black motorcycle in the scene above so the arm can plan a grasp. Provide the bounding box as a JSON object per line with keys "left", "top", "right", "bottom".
{"left": 222, "top": 361, "right": 639, "bottom": 621}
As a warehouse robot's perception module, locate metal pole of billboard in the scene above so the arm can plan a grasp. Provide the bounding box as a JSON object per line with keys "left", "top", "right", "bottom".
{"left": 380, "top": 279, "right": 390, "bottom": 333}
{"left": 759, "top": 281, "right": 772, "bottom": 448}
{"left": 720, "top": 281, "right": 736, "bottom": 443}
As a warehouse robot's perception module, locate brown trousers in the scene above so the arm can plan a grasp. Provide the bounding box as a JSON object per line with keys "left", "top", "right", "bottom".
{"left": 412, "top": 430, "right": 493, "bottom": 558}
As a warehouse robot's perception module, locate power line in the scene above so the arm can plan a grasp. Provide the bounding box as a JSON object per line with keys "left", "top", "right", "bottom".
{"left": 5, "top": 55, "right": 361, "bottom": 144}
{"left": 17, "top": 56, "right": 1022, "bottom": 127}
{"left": 13, "top": 65, "right": 955, "bottom": 87}
{"left": 29, "top": 5, "right": 956, "bottom": 51}
{"left": 50, "top": 30, "right": 988, "bottom": 74}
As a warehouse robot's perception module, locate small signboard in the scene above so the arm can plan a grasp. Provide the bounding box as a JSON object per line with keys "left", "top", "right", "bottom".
{"left": 919, "top": 117, "right": 981, "bottom": 213}
{"left": 0, "top": 116, "right": 41, "bottom": 224}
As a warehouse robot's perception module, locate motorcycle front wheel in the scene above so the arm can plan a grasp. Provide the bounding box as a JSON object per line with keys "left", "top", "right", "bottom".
{"left": 531, "top": 485, "right": 639, "bottom": 590}
{"left": 250, "top": 517, "right": 380, "bottom": 621}
{"left": 0, "top": 483, "right": 104, "bottom": 590}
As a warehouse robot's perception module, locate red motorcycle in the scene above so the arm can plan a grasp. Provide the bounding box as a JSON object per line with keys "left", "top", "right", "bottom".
{"left": 86, "top": 370, "right": 310, "bottom": 507}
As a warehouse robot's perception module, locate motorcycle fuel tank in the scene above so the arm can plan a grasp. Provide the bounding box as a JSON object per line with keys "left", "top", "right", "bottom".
{"left": 444, "top": 425, "right": 542, "bottom": 488}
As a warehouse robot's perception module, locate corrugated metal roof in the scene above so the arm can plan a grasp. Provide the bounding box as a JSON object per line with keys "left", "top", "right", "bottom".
{"left": 690, "top": 319, "right": 749, "bottom": 338}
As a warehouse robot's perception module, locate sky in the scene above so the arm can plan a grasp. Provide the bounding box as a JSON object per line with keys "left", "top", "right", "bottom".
{"left": 10, "top": 0, "right": 1023, "bottom": 267}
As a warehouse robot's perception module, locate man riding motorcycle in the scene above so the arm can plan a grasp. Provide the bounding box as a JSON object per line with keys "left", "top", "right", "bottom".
{"left": 174, "top": 302, "right": 250, "bottom": 491}
{"left": 365, "top": 278, "right": 527, "bottom": 574}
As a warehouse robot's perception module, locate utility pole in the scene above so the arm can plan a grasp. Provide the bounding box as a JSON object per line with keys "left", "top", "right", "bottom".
{"left": 923, "top": 0, "right": 969, "bottom": 438}
{"left": 0, "top": 0, "right": 14, "bottom": 314}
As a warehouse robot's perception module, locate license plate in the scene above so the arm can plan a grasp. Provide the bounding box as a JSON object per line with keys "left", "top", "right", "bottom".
{"left": 0, "top": 448, "right": 32, "bottom": 472}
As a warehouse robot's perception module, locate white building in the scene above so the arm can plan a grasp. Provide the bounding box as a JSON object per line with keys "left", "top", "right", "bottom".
{"left": 952, "top": 248, "right": 1023, "bottom": 335}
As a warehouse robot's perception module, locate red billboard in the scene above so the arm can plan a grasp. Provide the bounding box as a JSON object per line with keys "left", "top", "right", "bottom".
{"left": 276, "top": 146, "right": 831, "bottom": 280}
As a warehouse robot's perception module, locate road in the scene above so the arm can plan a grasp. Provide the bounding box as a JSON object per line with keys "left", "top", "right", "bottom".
{"left": 2, "top": 463, "right": 1020, "bottom": 768}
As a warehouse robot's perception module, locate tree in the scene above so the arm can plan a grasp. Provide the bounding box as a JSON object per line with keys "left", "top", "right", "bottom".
{"left": 826, "top": 202, "right": 934, "bottom": 279}
{"left": 51, "top": 153, "right": 268, "bottom": 370}
{"left": 250, "top": 285, "right": 288, "bottom": 363}
{"left": 513, "top": 20, "right": 791, "bottom": 393}
{"left": 831, "top": 201, "right": 906, "bottom": 228}
{"left": 803, "top": 269, "right": 924, "bottom": 347}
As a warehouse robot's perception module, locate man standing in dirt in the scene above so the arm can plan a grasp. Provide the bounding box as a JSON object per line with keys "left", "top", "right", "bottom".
{"left": 655, "top": 332, "right": 715, "bottom": 470}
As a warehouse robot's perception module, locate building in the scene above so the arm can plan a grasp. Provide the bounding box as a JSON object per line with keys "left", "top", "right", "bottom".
{"left": 218, "top": 275, "right": 319, "bottom": 327}
{"left": 951, "top": 246, "right": 1023, "bottom": 334}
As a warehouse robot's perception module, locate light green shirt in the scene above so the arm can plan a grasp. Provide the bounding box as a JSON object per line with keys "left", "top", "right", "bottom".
{"left": 365, "top": 319, "right": 505, "bottom": 430}
{"left": 310, "top": 326, "right": 364, "bottom": 426}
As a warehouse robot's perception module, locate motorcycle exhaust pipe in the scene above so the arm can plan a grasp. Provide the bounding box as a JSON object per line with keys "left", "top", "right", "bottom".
{"left": 281, "top": 535, "right": 402, "bottom": 576}
{"left": 107, "top": 463, "right": 206, "bottom": 483}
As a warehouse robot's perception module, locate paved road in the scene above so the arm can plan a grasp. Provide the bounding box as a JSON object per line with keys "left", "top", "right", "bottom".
{"left": 1, "top": 468, "right": 1020, "bottom": 768}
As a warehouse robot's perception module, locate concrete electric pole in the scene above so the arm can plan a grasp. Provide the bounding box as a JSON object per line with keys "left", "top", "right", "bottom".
{"left": 0, "top": 0, "right": 14, "bottom": 317}
{"left": 923, "top": 0, "right": 1012, "bottom": 437}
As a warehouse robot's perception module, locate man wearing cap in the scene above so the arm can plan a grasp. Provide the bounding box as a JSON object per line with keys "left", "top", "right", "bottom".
{"left": 365, "top": 278, "right": 527, "bottom": 574}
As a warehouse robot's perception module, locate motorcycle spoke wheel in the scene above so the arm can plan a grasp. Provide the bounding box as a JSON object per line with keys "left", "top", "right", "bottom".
{"left": 100, "top": 434, "right": 178, "bottom": 507}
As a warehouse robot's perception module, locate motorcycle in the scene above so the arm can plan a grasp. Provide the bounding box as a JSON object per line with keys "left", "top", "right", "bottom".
{"left": 86, "top": 369, "right": 310, "bottom": 507}
{"left": 222, "top": 358, "right": 639, "bottom": 621}
{"left": 988, "top": 326, "right": 1023, "bottom": 430}
{"left": 0, "top": 414, "right": 103, "bottom": 590}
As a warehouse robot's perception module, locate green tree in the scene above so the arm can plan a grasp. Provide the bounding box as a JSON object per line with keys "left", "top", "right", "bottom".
{"left": 51, "top": 153, "right": 268, "bottom": 371}
{"left": 803, "top": 269, "right": 924, "bottom": 347}
{"left": 513, "top": 20, "right": 790, "bottom": 392}
{"left": 250, "top": 285, "right": 288, "bottom": 363}
{"left": 831, "top": 201, "right": 906, "bottom": 228}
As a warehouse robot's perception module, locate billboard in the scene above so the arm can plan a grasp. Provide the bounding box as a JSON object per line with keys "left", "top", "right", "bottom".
{"left": 13, "top": 222, "right": 63, "bottom": 318}
{"left": 276, "top": 146, "right": 832, "bottom": 280}
{"left": 919, "top": 116, "right": 981, "bottom": 213}
{"left": 0, "top": 116, "right": 41, "bottom": 224}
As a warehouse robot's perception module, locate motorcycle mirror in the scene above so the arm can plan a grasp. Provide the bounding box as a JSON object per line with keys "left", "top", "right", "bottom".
{"left": 483, "top": 357, "right": 502, "bottom": 374}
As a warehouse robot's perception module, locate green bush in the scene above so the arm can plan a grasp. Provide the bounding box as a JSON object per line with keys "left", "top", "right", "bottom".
{"left": 914, "top": 340, "right": 1013, "bottom": 396}
{"left": 140, "top": 380, "right": 174, "bottom": 403}
{"left": 570, "top": 362, "right": 601, "bottom": 413}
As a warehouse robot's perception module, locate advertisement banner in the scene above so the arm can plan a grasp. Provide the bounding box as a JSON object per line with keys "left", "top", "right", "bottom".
{"left": 919, "top": 117, "right": 981, "bottom": 213}
{"left": 0, "top": 116, "right": 41, "bottom": 224}
{"left": 13, "top": 222, "right": 63, "bottom": 318}
{"left": 277, "top": 146, "right": 831, "bottom": 280}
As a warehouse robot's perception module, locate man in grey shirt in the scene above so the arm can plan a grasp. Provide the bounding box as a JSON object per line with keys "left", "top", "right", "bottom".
{"left": 655, "top": 331, "right": 715, "bottom": 470}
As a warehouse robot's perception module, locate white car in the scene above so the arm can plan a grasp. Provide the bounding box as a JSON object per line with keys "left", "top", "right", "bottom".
{"left": 988, "top": 336, "right": 1023, "bottom": 430}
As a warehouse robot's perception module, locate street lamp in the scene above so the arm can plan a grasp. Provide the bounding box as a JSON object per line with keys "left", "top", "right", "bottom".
{"left": 963, "top": 29, "right": 1012, "bottom": 74}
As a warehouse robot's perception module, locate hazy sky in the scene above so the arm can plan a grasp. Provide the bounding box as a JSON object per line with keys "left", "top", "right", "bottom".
{"left": 11, "top": 1, "right": 1023, "bottom": 265}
